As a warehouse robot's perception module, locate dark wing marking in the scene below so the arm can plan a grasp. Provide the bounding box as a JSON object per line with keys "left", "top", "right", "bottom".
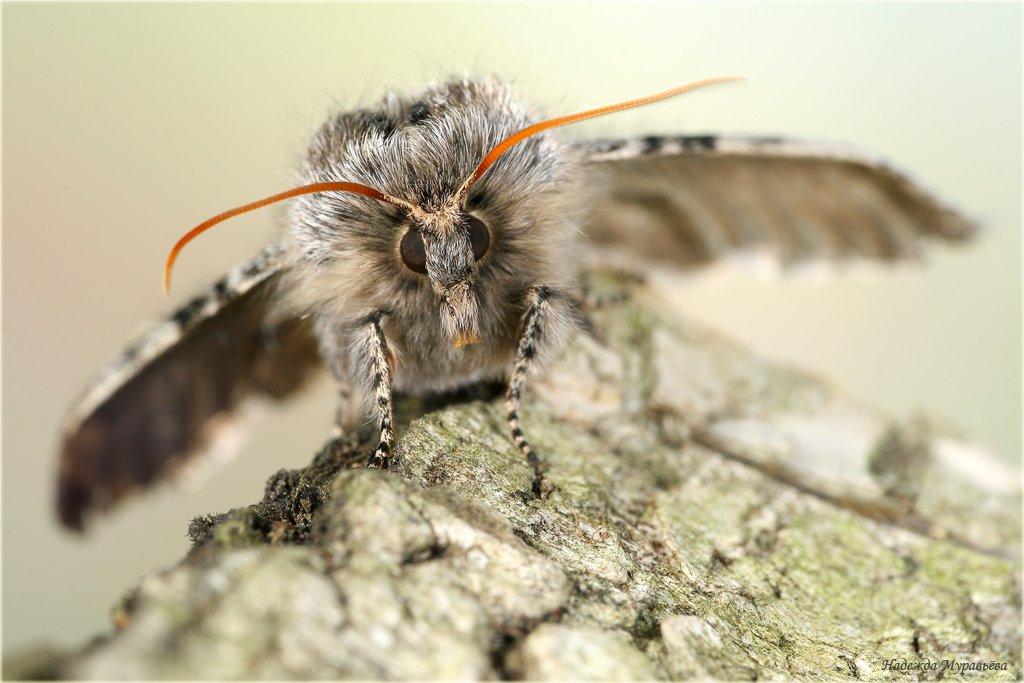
{"left": 57, "top": 244, "right": 323, "bottom": 530}
{"left": 577, "top": 135, "right": 977, "bottom": 271}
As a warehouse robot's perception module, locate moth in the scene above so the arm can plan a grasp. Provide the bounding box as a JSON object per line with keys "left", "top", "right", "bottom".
{"left": 56, "top": 76, "right": 975, "bottom": 530}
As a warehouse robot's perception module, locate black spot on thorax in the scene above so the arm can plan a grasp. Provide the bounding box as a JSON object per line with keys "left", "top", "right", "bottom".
{"left": 364, "top": 111, "right": 396, "bottom": 138}
{"left": 407, "top": 102, "right": 430, "bottom": 124}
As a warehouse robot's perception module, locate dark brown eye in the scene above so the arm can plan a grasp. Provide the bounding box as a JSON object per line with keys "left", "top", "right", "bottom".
{"left": 400, "top": 229, "right": 427, "bottom": 274}
{"left": 466, "top": 214, "right": 490, "bottom": 261}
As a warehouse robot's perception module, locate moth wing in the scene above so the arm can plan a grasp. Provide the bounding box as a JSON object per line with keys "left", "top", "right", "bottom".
{"left": 57, "top": 244, "right": 323, "bottom": 530}
{"left": 575, "top": 135, "right": 977, "bottom": 273}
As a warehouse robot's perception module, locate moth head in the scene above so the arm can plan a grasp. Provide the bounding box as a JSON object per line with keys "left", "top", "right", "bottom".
{"left": 163, "top": 76, "right": 743, "bottom": 347}
{"left": 399, "top": 209, "right": 490, "bottom": 346}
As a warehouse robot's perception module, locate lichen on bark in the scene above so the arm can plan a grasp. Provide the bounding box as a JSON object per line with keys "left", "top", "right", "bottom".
{"left": 8, "top": 274, "right": 1020, "bottom": 680}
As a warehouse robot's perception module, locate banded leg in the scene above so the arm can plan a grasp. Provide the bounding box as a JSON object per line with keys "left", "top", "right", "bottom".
{"left": 365, "top": 317, "right": 395, "bottom": 469}
{"left": 506, "top": 286, "right": 555, "bottom": 497}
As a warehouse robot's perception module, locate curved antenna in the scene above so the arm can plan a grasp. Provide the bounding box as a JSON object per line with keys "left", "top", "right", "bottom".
{"left": 163, "top": 181, "right": 415, "bottom": 296}
{"left": 455, "top": 75, "right": 745, "bottom": 201}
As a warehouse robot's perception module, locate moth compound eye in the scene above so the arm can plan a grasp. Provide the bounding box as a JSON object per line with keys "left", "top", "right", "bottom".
{"left": 467, "top": 215, "right": 490, "bottom": 261}
{"left": 400, "top": 229, "right": 428, "bottom": 274}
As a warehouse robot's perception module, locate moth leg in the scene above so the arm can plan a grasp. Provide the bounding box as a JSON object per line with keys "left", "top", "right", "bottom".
{"left": 331, "top": 384, "right": 361, "bottom": 437}
{"left": 506, "top": 285, "right": 562, "bottom": 498}
{"left": 363, "top": 316, "right": 395, "bottom": 469}
{"left": 315, "top": 320, "right": 363, "bottom": 438}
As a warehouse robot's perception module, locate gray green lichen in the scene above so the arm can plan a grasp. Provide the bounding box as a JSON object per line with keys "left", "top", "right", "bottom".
{"left": 8, "top": 278, "right": 1020, "bottom": 681}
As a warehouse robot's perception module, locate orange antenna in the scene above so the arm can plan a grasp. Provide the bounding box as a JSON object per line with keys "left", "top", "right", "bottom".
{"left": 456, "top": 75, "right": 745, "bottom": 200}
{"left": 163, "top": 181, "right": 415, "bottom": 296}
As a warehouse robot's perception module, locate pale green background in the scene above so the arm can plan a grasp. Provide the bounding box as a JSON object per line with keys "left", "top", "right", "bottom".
{"left": 3, "top": 2, "right": 1020, "bottom": 653}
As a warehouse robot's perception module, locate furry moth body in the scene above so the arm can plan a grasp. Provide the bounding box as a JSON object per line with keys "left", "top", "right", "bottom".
{"left": 57, "top": 77, "right": 976, "bottom": 530}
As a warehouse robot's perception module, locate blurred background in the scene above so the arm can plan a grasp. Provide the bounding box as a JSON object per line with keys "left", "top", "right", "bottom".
{"left": 3, "top": 3, "right": 1020, "bottom": 653}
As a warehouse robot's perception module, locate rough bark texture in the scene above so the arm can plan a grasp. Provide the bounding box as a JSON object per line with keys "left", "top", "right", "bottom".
{"left": 9, "top": 275, "right": 1021, "bottom": 680}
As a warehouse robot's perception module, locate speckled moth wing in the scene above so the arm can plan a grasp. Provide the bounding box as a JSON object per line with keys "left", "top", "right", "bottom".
{"left": 576, "top": 135, "right": 978, "bottom": 272}
{"left": 57, "top": 243, "right": 322, "bottom": 530}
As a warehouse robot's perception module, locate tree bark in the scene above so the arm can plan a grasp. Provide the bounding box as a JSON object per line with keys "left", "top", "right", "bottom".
{"left": 9, "top": 274, "right": 1021, "bottom": 680}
